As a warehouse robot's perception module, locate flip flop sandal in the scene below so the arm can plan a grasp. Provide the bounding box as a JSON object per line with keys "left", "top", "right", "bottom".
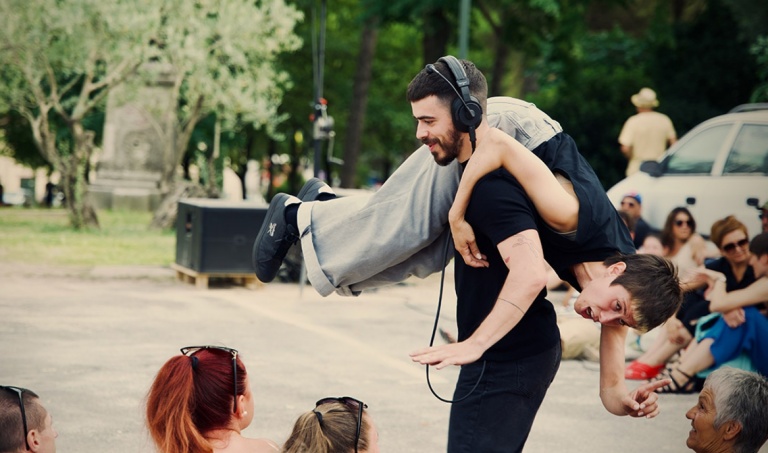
{"left": 625, "top": 360, "right": 665, "bottom": 380}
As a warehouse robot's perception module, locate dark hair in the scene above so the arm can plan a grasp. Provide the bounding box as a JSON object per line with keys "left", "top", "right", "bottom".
{"left": 0, "top": 388, "right": 47, "bottom": 452}
{"left": 709, "top": 215, "right": 748, "bottom": 249}
{"left": 604, "top": 254, "right": 682, "bottom": 332}
{"left": 282, "top": 401, "right": 371, "bottom": 453}
{"left": 406, "top": 58, "right": 488, "bottom": 112}
{"left": 750, "top": 232, "right": 768, "bottom": 257}
{"left": 146, "top": 348, "right": 248, "bottom": 453}
{"left": 618, "top": 210, "right": 636, "bottom": 233}
{"left": 660, "top": 207, "right": 696, "bottom": 249}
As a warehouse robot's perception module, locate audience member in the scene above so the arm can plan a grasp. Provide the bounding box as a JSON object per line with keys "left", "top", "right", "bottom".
{"left": 620, "top": 192, "right": 653, "bottom": 249}
{"left": 0, "top": 385, "right": 57, "bottom": 453}
{"left": 282, "top": 396, "right": 378, "bottom": 453}
{"left": 618, "top": 87, "right": 677, "bottom": 176}
{"left": 684, "top": 367, "right": 768, "bottom": 453}
{"left": 626, "top": 216, "right": 755, "bottom": 380}
{"left": 146, "top": 346, "right": 279, "bottom": 453}
{"left": 661, "top": 207, "right": 714, "bottom": 273}
{"left": 638, "top": 232, "right": 664, "bottom": 256}
{"left": 652, "top": 232, "right": 768, "bottom": 392}
{"left": 759, "top": 201, "right": 768, "bottom": 234}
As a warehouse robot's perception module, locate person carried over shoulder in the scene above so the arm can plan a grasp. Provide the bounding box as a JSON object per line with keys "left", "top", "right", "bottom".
{"left": 145, "top": 345, "right": 279, "bottom": 453}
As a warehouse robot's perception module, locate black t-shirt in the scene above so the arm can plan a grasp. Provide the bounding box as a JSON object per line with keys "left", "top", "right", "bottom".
{"left": 530, "top": 133, "right": 636, "bottom": 289}
{"left": 456, "top": 170, "right": 559, "bottom": 362}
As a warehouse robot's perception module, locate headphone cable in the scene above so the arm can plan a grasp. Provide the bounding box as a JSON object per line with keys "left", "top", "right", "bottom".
{"left": 425, "top": 231, "right": 486, "bottom": 403}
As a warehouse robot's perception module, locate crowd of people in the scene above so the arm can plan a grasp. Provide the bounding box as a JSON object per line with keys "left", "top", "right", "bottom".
{"left": 4, "top": 59, "right": 767, "bottom": 453}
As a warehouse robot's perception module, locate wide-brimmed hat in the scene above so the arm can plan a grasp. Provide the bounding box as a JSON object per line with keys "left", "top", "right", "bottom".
{"left": 631, "top": 88, "right": 659, "bottom": 108}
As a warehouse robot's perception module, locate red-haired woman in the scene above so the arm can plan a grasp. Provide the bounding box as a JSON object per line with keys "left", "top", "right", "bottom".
{"left": 146, "top": 346, "right": 279, "bottom": 453}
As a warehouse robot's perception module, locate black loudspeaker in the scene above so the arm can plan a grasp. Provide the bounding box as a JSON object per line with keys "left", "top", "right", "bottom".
{"left": 176, "top": 199, "right": 268, "bottom": 274}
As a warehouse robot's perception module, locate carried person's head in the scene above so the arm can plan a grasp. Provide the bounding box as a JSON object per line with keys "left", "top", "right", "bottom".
{"left": 146, "top": 346, "right": 252, "bottom": 453}
{"left": 574, "top": 254, "right": 681, "bottom": 332}
{"left": 685, "top": 367, "right": 768, "bottom": 453}
{"left": 282, "top": 396, "right": 378, "bottom": 453}
{"left": 0, "top": 386, "right": 57, "bottom": 453}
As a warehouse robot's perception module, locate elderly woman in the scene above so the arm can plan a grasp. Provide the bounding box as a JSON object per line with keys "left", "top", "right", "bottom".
{"left": 685, "top": 367, "right": 768, "bottom": 453}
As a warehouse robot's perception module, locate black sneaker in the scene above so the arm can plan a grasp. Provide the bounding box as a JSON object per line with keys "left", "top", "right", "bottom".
{"left": 252, "top": 193, "right": 301, "bottom": 282}
{"left": 297, "top": 177, "right": 336, "bottom": 202}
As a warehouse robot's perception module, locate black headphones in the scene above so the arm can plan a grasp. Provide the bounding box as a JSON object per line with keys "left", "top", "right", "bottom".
{"left": 425, "top": 55, "right": 483, "bottom": 149}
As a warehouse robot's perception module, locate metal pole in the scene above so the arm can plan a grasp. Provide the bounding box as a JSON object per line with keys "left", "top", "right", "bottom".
{"left": 458, "top": 0, "right": 471, "bottom": 59}
{"left": 312, "top": 0, "right": 327, "bottom": 179}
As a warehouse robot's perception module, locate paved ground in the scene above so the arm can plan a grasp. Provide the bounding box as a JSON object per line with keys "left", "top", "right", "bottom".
{"left": 2, "top": 263, "right": 765, "bottom": 453}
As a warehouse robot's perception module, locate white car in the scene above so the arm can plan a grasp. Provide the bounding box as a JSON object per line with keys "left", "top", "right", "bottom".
{"left": 607, "top": 104, "right": 768, "bottom": 238}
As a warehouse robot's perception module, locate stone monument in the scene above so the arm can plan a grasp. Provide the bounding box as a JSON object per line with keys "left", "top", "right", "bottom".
{"left": 89, "top": 62, "right": 175, "bottom": 211}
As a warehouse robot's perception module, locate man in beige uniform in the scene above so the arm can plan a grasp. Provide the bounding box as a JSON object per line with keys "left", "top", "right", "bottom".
{"left": 618, "top": 87, "right": 677, "bottom": 176}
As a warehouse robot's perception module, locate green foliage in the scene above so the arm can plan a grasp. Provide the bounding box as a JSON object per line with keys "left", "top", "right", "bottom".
{"left": 750, "top": 36, "right": 768, "bottom": 102}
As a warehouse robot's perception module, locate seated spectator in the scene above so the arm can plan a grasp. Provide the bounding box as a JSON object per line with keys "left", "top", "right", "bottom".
{"left": 620, "top": 192, "right": 653, "bottom": 249}
{"left": 0, "top": 385, "right": 58, "bottom": 453}
{"left": 684, "top": 367, "right": 768, "bottom": 453}
{"left": 146, "top": 345, "right": 279, "bottom": 453}
{"left": 661, "top": 207, "right": 716, "bottom": 273}
{"left": 638, "top": 232, "right": 664, "bottom": 256}
{"left": 282, "top": 396, "right": 379, "bottom": 453}
{"left": 626, "top": 216, "right": 755, "bottom": 380}
{"left": 652, "top": 232, "right": 768, "bottom": 392}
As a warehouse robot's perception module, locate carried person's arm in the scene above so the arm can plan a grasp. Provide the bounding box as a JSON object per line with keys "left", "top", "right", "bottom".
{"left": 409, "top": 229, "right": 547, "bottom": 368}
{"left": 598, "top": 325, "right": 670, "bottom": 418}
{"left": 449, "top": 128, "right": 578, "bottom": 267}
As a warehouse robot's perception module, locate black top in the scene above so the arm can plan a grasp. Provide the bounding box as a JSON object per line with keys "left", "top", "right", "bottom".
{"left": 530, "top": 133, "right": 636, "bottom": 289}
{"left": 456, "top": 170, "right": 559, "bottom": 362}
{"left": 633, "top": 217, "right": 653, "bottom": 249}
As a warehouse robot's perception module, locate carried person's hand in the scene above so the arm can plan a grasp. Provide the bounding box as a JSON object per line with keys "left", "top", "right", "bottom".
{"left": 622, "top": 379, "right": 669, "bottom": 418}
{"left": 409, "top": 341, "right": 483, "bottom": 370}
{"left": 450, "top": 216, "right": 488, "bottom": 268}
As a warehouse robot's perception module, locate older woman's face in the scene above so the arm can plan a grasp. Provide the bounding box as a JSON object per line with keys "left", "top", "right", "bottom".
{"left": 719, "top": 229, "right": 750, "bottom": 266}
{"left": 685, "top": 386, "right": 727, "bottom": 452}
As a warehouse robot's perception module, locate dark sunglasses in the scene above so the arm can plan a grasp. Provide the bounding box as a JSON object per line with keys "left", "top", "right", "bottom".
{"left": 0, "top": 385, "right": 30, "bottom": 450}
{"left": 722, "top": 238, "right": 749, "bottom": 253}
{"left": 674, "top": 219, "right": 693, "bottom": 227}
{"left": 315, "top": 396, "right": 367, "bottom": 453}
{"left": 180, "top": 346, "right": 239, "bottom": 413}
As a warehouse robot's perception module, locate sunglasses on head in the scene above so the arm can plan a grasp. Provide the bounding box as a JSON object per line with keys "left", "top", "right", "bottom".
{"left": 722, "top": 238, "right": 749, "bottom": 253}
{"left": 674, "top": 219, "right": 693, "bottom": 227}
{"left": 315, "top": 396, "right": 368, "bottom": 453}
{"left": 1, "top": 385, "right": 30, "bottom": 451}
{"left": 180, "top": 346, "right": 239, "bottom": 413}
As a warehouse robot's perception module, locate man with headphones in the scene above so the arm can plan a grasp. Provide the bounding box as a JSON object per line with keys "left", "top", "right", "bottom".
{"left": 253, "top": 58, "right": 681, "bottom": 448}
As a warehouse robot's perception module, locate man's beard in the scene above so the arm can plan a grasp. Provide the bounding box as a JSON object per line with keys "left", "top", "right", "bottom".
{"left": 424, "top": 126, "right": 463, "bottom": 166}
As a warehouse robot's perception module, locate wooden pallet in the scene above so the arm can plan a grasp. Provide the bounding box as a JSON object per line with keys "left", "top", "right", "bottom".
{"left": 171, "top": 263, "right": 263, "bottom": 290}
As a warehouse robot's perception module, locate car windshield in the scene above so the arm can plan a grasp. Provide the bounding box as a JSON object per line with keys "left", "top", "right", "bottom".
{"left": 723, "top": 123, "right": 768, "bottom": 175}
{"left": 664, "top": 124, "right": 731, "bottom": 174}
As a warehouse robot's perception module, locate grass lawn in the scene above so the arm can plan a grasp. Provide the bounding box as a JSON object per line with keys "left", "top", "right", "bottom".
{"left": 0, "top": 207, "right": 175, "bottom": 266}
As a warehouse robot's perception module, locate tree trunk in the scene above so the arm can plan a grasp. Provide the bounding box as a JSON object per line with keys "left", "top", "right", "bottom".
{"left": 340, "top": 18, "right": 379, "bottom": 188}
{"left": 422, "top": 8, "right": 451, "bottom": 64}
{"left": 68, "top": 123, "right": 99, "bottom": 229}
